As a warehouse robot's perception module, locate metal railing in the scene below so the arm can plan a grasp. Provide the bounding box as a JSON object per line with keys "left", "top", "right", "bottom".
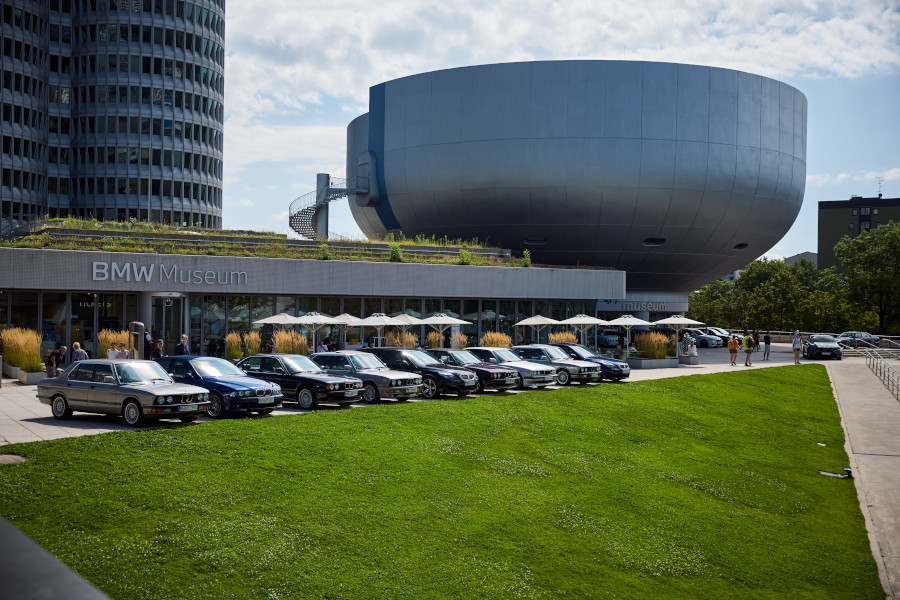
{"left": 863, "top": 348, "right": 900, "bottom": 401}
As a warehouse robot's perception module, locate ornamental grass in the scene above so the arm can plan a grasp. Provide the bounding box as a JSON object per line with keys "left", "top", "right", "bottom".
{"left": 479, "top": 331, "right": 512, "bottom": 348}
{"left": 384, "top": 331, "right": 401, "bottom": 348}
{"left": 242, "top": 331, "right": 261, "bottom": 356}
{"left": 225, "top": 332, "right": 243, "bottom": 360}
{"left": 549, "top": 331, "right": 578, "bottom": 344}
{"left": 98, "top": 329, "right": 129, "bottom": 359}
{"left": 400, "top": 332, "right": 418, "bottom": 349}
{"left": 0, "top": 327, "right": 44, "bottom": 372}
{"left": 425, "top": 331, "right": 442, "bottom": 349}
{"left": 451, "top": 332, "right": 468, "bottom": 349}
{"left": 633, "top": 331, "right": 676, "bottom": 359}
{"left": 274, "top": 329, "right": 308, "bottom": 355}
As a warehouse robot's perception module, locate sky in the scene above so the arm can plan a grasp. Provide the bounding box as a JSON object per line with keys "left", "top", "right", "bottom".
{"left": 220, "top": 0, "right": 900, "bottom": 260}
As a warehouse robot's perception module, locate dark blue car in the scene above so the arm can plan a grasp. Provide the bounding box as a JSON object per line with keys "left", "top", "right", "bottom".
{"left": 550, "top": 343, "right": 631, "bottom": 381}
{"left": 156, "top": 356, "right": 284, "bottom": 418}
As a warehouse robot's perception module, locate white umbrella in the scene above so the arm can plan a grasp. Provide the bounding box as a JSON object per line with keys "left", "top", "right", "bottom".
{"left": 356, "top": 313, "right": 408, "bottom": 345}
{"left": 605, "top": 314, "right": 653, "bottom": 354}
{"left": 293, "top": 312, "right": 340, "bottom": 347}
{"left": 390, "top": 313, "right": 424, "bottom": 331}
{"left": 420, "top": 313, "right": 473, "bottom": 348}
{"left": 558, "top": 314, "right": 608, "bottom": 345}
{"left": 653, "top": 315, "right": 705, "bottom": 355}
{"left": 514, "top": 315, "right": 559, "bottom": 341}
{"left": 253, "top": 312, "right": 299, "bottom": 326}
{"left": 331, "top": 313, "right": 361, "bottom": 346}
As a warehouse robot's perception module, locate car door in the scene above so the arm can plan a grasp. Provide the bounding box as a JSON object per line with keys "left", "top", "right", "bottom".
{"left": 168, "top": 359, "right": 197, "bottom": 385}
{"left": 62, "top": 364, "right": 95, "bottom": 410}
{"left": 260, "top": 357, "right": 294, "bottom": 390}
{"left": 90, "top": 362, "right": 120, "bottom": 414}
{"left": 328, "top": 355, "right": 356, "bottom": 378}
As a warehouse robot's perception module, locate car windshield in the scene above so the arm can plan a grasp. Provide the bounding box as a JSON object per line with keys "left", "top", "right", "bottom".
{"left": 810, "top": 335, "right": 836, "bottom": 343}
{"left": 283, "top": 355, "right": 323, "bottom": 373}
{"left": 116, "top": 361, "right": 171, "bottom": 384}
{"left": 450, "top": 351, "right": 482, "bottom": 365}
{"left": 544, "top": 346, "right": 570, "bottom": 360}
{"left": 567, "top": 345, "right": 595, "bottom": 358}
{"left": 406, "top": 351, "right": 441, "bottom": 367}
{"left": 350, "top": 354, "right": 387, "bottom": 370}
{"left": 492, "top": 349, "right": 520, "bottom": 363}
{"left": 193, "top": 358, "right": 245, "bottom": 377}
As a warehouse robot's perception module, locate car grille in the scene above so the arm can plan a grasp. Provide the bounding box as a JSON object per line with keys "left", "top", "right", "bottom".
{"left": 342, "top": 382, "right": 357, "bottom": 390}
{"left": 403, "top": 378, "right": 418, "bottom": 386}
{"left": 461, "top": 372, "right": 476, "bottom": 381}
{"left": 535, "top": 370, "right": 553, "bottom": 377}
{"left": 255, "top": 388, "right": 268, "bottom": 396}
{"left": 179, "top": 394, "right": 197, "bottom": 403}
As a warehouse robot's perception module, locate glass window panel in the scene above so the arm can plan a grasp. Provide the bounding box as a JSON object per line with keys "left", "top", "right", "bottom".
{"left": 462, "top": 300, "right": 478, "bottom": 340}
{"left": 189, "top": 294, "right": 202, "bottom": 355}
{"left": 498, "top": 301, "right": 515, "bottom": 340}
{"left": 534, "top": 301, "right": 549, "bottom": 343}
{"left": 384, "top": 298, "right": 402, "bottom": 317}
{"left": 71, "top": 293, "right": 95, "bottom": 359}
{"left": 363, "top": 297, "right": 382, "bottom": 346}
{"left": 41, "top": 292, "right": 67, "bottom": 358}
{"left": 98, "top": 294, "right": 124, "bottom": 332}
{"left": 203, "top": 295, "right": 225, "bottom": 357}
{"left": 275, "top": 296, "right": 296, "bottom": 316}
{"left": 423, "top": 299, "right": 440, "bottom": 318}
{"left": 227, "top": 296, "right": 249, "bottom": 346}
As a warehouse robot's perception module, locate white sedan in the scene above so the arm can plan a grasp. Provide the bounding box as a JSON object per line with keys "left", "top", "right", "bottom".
{"left": 682, "top": 328, "right": 723, "bottom": 348}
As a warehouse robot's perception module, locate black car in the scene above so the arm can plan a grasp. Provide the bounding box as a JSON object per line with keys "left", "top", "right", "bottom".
{"left": 550, "top": 343, "right": 631, "bottom": 381}
{"left": 236, "top": 354, "right": 363, "bottom": 409}
{"left": 802, "top": 335, "right": 844, "bottom": 360}
{"left": 156, "top": 356, "right": 285, "bottom": 418}
{"left": 362, "top": 347, "right": 479, "bottom": 399}
{"left": 426, "top": 349, "right": 519, "bottom": 393}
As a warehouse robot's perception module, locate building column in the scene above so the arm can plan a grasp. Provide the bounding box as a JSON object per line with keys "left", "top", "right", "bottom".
{"left": 138, "top": 292, "right": 153, "bottom": 336}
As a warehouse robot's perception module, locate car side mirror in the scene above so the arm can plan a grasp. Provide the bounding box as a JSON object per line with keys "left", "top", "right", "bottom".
{"left": 275, "top": 367, "right": 285, "bottom": 374}
{"left": 488, "top": 358, "right": 497, "bottom": 364}
{"left": 104, "top": 375, "right": 116, "bottom": 384}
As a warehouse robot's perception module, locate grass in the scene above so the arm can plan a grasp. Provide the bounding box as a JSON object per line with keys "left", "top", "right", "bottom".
{"left": 0, "top": 366, "right": 883, "bottom": 599}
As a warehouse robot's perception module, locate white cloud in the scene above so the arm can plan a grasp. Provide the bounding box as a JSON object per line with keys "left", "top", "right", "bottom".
{"left": 233, "top": 199, "right": 255, "bottom": 207}
{"left": 859, "top": 166, "right": 900, "bottom": 181}
{"left": 807, "top": 172, "right": 851, "bottom": 186}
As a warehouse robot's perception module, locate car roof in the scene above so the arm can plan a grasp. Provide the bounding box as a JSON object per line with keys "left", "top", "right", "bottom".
{"left": 73, "top": 359, "right": 155, "bottom": 364}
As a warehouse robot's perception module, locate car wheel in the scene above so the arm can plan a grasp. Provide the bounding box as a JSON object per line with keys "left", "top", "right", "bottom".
{"left": 179, "top": 416, "right": 198, "bottom": 423}
{"left": 123, "top": 399, "right": 143, "bottom": 427}
{"left": 206, "top": 392, "right": 226, "bottom": 419}
{"left": 473, "top": 379, "right": 484, "bottom": 394}
{"left": 297, "top": 387, "right": 317, "bottom": 410}
{"left": 699, "top": 339, "right": 709, "bottom": 348}
{"left": 362, "top": 383, "right": 379, "bottom": 403}
{"left": 51, "top": 395, "right": 73, "bottom": 420}
{"left": 256, "top": 408, "right": 274, "bottom": 415}
{"left": 556, "top": 369, "right": 571, "bottom": 385}
{"left": 517, "top": 374, "right": 526, "bottom": 389}
{"left": 422, "top": 376, "right": 439, "bottom": 399}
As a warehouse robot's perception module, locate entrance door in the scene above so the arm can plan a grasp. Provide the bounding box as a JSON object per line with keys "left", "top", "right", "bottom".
{"left": 152, "top": 297, "right": 184, "bottom": 356}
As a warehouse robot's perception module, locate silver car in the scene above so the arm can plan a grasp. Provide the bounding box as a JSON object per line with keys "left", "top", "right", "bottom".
{"left": 467, "top": 347, "right": 558, "bottom": 388}
{"left": 511, "top": 344, "right": 601, "bottom": 385}
{"left": 310, "top": 351, "right": 423, "bottom": 402}
{"left": 37, "top": 359, "right": 210, "bottom": 426}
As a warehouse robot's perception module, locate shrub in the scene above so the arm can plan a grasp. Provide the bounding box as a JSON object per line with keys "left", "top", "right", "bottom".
{"left": 384, "top": 330, "right": 401, "bottom": 348}
{"left": 1, "top": 328, "right": 44, "bottom": 372}
{"left": 479, "top": 331, "right": 511, "bottom": 348}
{"left": 633, "top": 332, "right": 676, "bottom": 359}
{"left": 458, "top": 249, "right": 472, "bottom": 265}
{"left": 389, "top": 242, "right": 403, "bottom": 263}
{"left": 98, "top": 329, "right": 129, "bottom": 359}
{"left": 400, "top": 331, "right": 418, "bottom": 349}
{"left": 242, "top": 331, "right": 261, "bottom": 356}
{"left": 225, "top": 332, "right": 243, "bottom": 360}
{"left": 451, "top": 332, "right": 468, "bottom": 349}
{"left": 549, "top": 331, "right": 578, "bottom": 344}
{"left": 522, "top": 250, "right": 531, "bottom": 267}
{"left": 425, "top": 331, "right": 442, "bottom": 349}
{"left": 318, "top": 243, "right": 332, "bottom": 260}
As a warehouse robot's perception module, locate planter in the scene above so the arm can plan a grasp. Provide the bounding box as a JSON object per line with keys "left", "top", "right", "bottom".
{"left": 18, "top": 370, "right": 45, "bottom": 385}
{"left": 679, "top": 355, "right": 700, "bottom": 365}
{"left": 625, "top": 357, "right": 680, "bottom": 369}
{"left": 2, "top": 362, "right": 19, "bottom": 379}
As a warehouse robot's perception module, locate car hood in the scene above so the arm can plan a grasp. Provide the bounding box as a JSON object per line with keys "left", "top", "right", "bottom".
{"left": 200, "top": 375, "right": 278, "bottom": 390}
{"left": 293, "top": 372, "right": 360, "bottom": 384}
{"left": 810, "top": 342, "right": 842, "bottom": 349}
{"left": 555, "top": 358, "right": 599, "bottom": 368}
{"left": 418, "top": 364, "right": 472, "bottom": 376}
{"left": 359, "top": 369, "right": 420, "bottom": 380}
{"left": 499, "top": 360, "right": 554, "bottom": 373}
{"left": 458, "top": 362, "right": 513, "bottom": 373}
{"left": 122, "top": 381, "right": 208, "bottom": 395}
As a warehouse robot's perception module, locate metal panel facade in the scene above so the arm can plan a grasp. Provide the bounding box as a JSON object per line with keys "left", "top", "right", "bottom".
{"left": 347, "top": 60, "right": 807, "bottom": 293}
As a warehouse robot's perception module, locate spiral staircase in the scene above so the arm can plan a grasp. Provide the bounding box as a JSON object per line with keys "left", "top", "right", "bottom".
{"left": 289, "top": 174, "right": 367, "bottom": 239}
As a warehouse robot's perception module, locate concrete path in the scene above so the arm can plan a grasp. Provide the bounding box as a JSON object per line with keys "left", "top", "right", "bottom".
{"left": 1, "top": 343, "right": 896, "bottom": 598}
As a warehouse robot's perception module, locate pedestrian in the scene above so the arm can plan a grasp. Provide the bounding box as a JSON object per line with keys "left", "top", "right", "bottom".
{"left": 728, "top": 335, "right": 739, "bottom": 366}
{"left": 116, "top": 342, "right": 129, "bottom": 359}
{"left": 106, "top": 342, "right": 119, "bottom": 359}
{"left": 763, "top": 332, "right": 772, "bottom": 361}
{"left": 792, "top": 330, "right": 803, "bottom": 364}
{"left": 174, "top": 334, "right": 189, "bottom": 355}
{"left": 71, "top": 342, "right": 89, "bottom": 362}
{"left": 743, "top": 331, "right": 754, "bottom": 366}
{"left": 144, "top": 327, "right": 153, "bottom": 360}
{"left": 262, "top": 342, "right": 273, "bottom": 354}
{"left": 753, "top": 330, "right": 760, "bottom": 352}
{"left": 45, "top": 345, "right": 67, "bottom": 378}
{"left": 151, "top": 339, "right": 166, "bottom": 360}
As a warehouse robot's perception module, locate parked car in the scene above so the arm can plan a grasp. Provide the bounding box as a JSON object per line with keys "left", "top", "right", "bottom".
{"left": 362, "top": 347, "right": 479, "bottom": 399}
{"left": 510, "top": 344, "right": 601, "bottom": 385}
{"left": 426, "top": 349, "right": 520, "bottom": 393}
{"left": 37, "top": 359, "right": 209, "bottom": 426}
{"left": 802, "top": 335, "right": 843, "bottom": 360}
{"left": 467, "top": 347, "right": 557, "bottom": 388}
{"left": 236, "top": 354, "right": 363, "bottom": 409}
{"left": 598, "top": 329, "right": 622, "bottom": 348}
{"left": 310, "top": 351, "right": 422, "bottom": 402}
{"left": 681, "top": 328, "right": 723, "bottom": 348}
{"left": 156, "top": 356, "right": 284, "bottom": 418}
{"left": 836, "top": 331, "right": 880, "bottom": 348}
{"left": 704, "top": 327, "right": 732, "bottom": 344}
{"left": 550, "top": 343, "right": 631, "bottom": 381}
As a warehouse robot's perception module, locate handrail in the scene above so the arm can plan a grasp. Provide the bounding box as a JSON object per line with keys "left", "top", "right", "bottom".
{"left": 862, "top": 348, "right": 900, "bottom": 401}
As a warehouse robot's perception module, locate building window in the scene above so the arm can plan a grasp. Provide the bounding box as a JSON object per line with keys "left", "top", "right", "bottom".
{"left": 873, "top": 208, "right": 879, "bottom": 215}
{"left": 860, "top": 207, "right": 871, "bottom": 216}
{"left": 851, "top": 209, "right": 858, "bottom": 215}
{"left": 848, "top": 223, "right": 855, "bottom": 230}
{"left": 860, "top": 220, "right": 870, "bottom": 230}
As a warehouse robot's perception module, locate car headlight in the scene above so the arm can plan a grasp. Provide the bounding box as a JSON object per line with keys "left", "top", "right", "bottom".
{"left": 415, "top": 378, "right": 422, "bottom": 385}
{"left": 165, "top": 396, "right": 173, "bottom": 404}
{"left": 229, "top": 391, "right": 238, "bottom": 398}
{"left": 273, "top": 385, "right": 281, "bottom": 393}
{"left": 390, "top": 380, "right": 398, "bottom": 386}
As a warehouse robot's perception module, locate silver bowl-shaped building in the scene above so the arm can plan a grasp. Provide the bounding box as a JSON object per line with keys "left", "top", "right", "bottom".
{"left": 346, "top": 61, "right": 806, "bottom": 293}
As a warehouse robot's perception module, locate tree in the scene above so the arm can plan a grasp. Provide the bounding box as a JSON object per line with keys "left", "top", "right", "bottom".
{"left": 833, "top": 221, "right": 900, "bottom": 334}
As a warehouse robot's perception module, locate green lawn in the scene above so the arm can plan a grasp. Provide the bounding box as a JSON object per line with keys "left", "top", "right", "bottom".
{"left": 0, "top": 366, "right": 883, "bottom": 599}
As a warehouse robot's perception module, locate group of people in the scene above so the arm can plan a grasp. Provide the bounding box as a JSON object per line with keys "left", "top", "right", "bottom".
{"left": 143, "top": 329, "right": 190, "bottom": 359}
{"left": 315, "top": 336, "right": 339, "bottom": 353}
{"left": 727, "top": 331, "right": 774, "bottom": 366}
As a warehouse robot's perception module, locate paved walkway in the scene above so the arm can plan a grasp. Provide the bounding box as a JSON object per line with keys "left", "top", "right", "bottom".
{"left": 1, "top": 344, "right": 896, "bottom": 597}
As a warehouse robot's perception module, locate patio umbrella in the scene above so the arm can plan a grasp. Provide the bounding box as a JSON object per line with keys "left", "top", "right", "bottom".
{"left": 293, "top": 312, "right": 340, "bottom": 348}
{"left": 513, "top": 315, "right": 559, "bottom": 340}
{"left": 605, "top": 314, "right": 653, "bottom": 353}
{"left": 558, "top": 314, "right": 609, "bottom": 344}
{"left": 390, "top": 313, "right": 424, "bottom": 331}
{"left": 253, "top": 312, "right": 299, "bottom": 326}
{"left": 420, "top": 313, "right": 473, "bottom": 348}
{"left": 331, "top": 313, "right": 361, "bottom": 347}
{"left": 652, "top": 315, "right": 706, "bottom": 355}
{"left": 356, "top": 313, "right": 407, "bottom": 346}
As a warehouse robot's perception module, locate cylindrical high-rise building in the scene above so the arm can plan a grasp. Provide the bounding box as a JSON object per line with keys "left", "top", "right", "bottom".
{"left": 1, "top": 0, "right": 224, "bottom": 230}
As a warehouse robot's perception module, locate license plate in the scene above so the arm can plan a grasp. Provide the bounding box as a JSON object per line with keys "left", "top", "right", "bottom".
{"left": 505, "top": 378, "right": 517, "bottom": 384}
{"left": 178, "top": 404, "right": 198, "bottom": 412}
{"left": 822, "top": 350, "right": 831, "bottom": 355}
{"left": 540, "top": 376, "right": 552, "bottom": 381}
{"left": 344, "top": 390, "right": 358, "bottom": 397}
{"left": 465, "top": 381, "right": 476, "bottom": 386}
{"left": 258, "top": 397, "right": 274, "bottom": 404}
{"left": 406, "top": 386, "right": 417, "bottom": 393}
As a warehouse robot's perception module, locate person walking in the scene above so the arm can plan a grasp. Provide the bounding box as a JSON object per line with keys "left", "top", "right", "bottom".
{"left": 174, "top": 334, "right": 190, "bottom": 356}
{"left": 753, "top": 330, "right": 760, "bottom": 352}
{"left": 743, "top": 331, "right": 754, "bottom": 366}
{"left": 728, "top": 335, "right": 739, "bottom": 366}
{"left": 45, "top": 345, "right": 67, "bottom": 378}
{"left": 792, "top": 330, "right": 803, "bottom": 364}
{"left": 71, "top": 342, "right": 89, "bottom": 362}
{"left": 116, "top": 342, "right": 129, "bottom": 359}
{"left": 763, "top": 332, "right": 772, "bottom": 361}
